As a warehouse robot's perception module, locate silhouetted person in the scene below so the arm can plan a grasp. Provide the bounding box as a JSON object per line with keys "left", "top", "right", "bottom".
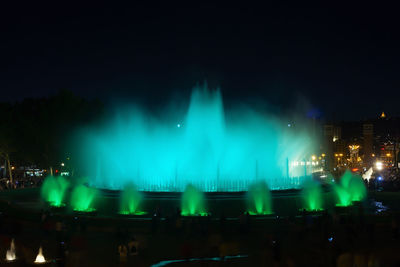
{"left": 56, "top": 240, "right": 67, "bottom": 267}
{"left": 118, "top": 242, "right": 128, "bottom": 266}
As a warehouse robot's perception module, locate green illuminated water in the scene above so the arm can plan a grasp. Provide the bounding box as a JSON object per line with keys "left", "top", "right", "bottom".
{"left": 119, "top": 183, "right": 145, "bottom": 215}
{"left": 41, "top": 176, "right": 69, "bottom": 207}
{"left": 247, "top": 181, "right": 272, "bottom": 215}
{"left": 70, "top": 185, "right": 97, "bottom": 212}
{"left": 334, "top": 170, "right": 367, "bottom": 206}
{"left": 301, "top": 179, "right": 323, "bottom": 211}
{"left": 181, "top": 184, "right": 207, "bottom": 216}
{"left": 78, "top": 84, "right": 316, "bottom": 192}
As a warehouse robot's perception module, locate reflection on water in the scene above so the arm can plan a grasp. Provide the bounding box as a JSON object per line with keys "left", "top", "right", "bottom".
{"left": 372, "top": 200, "right": 389, "bottom": 214}
{"left": 151, "top": 254, "right": 248, "bottom": 267}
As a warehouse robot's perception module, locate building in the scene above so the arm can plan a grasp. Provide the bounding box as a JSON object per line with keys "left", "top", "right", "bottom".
{"left": 322, "top": 112, "right": 400, "bottom": 172}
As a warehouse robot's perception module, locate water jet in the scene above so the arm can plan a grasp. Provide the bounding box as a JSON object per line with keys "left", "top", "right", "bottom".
{"left": 181, "top": 184, "right": 208, "bottom": 216}
{"left": 247, "top": 181, "right": 273, "bottom": 215}
{"left": 70, "top": 185, "right": 97, "bottom": 212}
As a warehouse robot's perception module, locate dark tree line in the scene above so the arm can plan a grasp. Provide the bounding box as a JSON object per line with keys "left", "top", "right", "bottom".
{"left": 0, "top": 90, "right": 103, "bottom": 181}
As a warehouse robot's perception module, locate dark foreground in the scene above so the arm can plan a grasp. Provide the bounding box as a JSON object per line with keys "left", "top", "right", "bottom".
{"left": 0, "top": 190, "right": 399, "bottom": 266}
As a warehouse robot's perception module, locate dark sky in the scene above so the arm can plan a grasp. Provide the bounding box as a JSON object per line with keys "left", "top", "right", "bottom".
{"left": 1, "top": 3, "right": 399, "bottom": 120}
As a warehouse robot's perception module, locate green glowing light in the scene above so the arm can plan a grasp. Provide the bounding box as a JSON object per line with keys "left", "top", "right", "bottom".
{"left": 301, "top": 179, "right": 323, "bottom": 211}
{"left": 181, "top": 184, "right": 207, "bottom": 216}
{"left": 333, "top": 170, "right": 367, "bottom": 207}
{"left": 41, "top": 176, "right": 69, "bottom": 207}
{"left": 77, "top": 84, "right": 317, "bottom": 192}
{"left": 119, "top": 183, "right": 144, "bottom": 215}
{"left": 70, "top": 185, "right": 97, "bottom": 212}
{"left": 248, "top": 211, "right": 272, "bottom": 216}
{"left": 247, "top": 181, "right": 273, "bottom": 215}
{"left": 335, "top": 203, "right": 350, "bottom": 207}
{"left": 73, "top": 207, "right": 97, "bottom": 213}
{"left": 348, "top": 176, "right": 367, "bottom": 201}
{"left": 51, "top": 203, "right": 66, "bottom": 208}
{"left": 119, "top": 211, "right": 147, "bottom": 216}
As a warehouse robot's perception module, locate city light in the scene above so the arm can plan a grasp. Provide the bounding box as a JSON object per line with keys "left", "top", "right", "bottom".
{"left": 375, "top": 161, "right": 383, "bottom": 171}
{"left": 386, "top": 153, "right": 391, "bottom": 157}
{"left": 61, "top": 162, "right": 65, "bottom": 167}
{"left": 349, "top": 145, "right": 360, "bottom": 151}
{"left": 311, "top": 155, "right": 316, "bottom": 161}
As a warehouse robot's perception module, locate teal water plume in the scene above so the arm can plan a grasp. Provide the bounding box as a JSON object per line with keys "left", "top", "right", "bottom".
{"left": 41, "top": 176, "right": 69, "bottom": 207}
{"left": 119, "top": 183, "right": 145, "bottom": 215}
{"left": 78, "top": 84, "right": 317, "bottom": 192}
{"left": 181, "top": 184, "right": 207, "bottom": 216}
{"left": 247, "top": 181, "right": 272, "bottom": 215}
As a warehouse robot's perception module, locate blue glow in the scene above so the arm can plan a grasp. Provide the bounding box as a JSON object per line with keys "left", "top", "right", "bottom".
{"left": 78, "top": 84, "right": 317, "bottom": 191}
{"left": 378, "top": 176, "right": 383, "bottom": 181}
{"left": 150, "top": 255, "right": 248, "bottom": 267}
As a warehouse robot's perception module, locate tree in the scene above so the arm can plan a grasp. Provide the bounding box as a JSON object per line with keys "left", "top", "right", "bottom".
{"left": 0, "top": 89, "right": 104, "bottom": 178}
{"left": 0, "top": 103, "right": 18, "bottom": 182}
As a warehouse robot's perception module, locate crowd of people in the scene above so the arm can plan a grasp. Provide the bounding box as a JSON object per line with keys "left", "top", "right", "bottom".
{"left": 369, "top": 167, "right": 400, "bottom": 191}
{"left": 0, "top": 202, "right": 398, "bottom": 266}
{"left": 0, "top": 176, "right": 44, "bottom": 190}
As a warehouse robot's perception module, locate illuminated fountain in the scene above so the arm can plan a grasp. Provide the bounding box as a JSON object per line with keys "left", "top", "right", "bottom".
{"left": 362, "top": 167, "right": 373, "bottom": 182}
{"left": 6, "top": 239, "right": 16, "bottom": 262}
{"left": 181, "top": 184, "right": 207, "bottom": 216}
{"left": 34, "top": 246, "right": 46, "bottom": 264}
{"left": 41, "top": 176, "right": 69, "bottom": 207}
{"left": 119, "top": 183, "right": 146, "bottom": 215}
{"left": 301, "top": 179, "right": 323, "bottom": 211}
{"left": 78, "top": 84, "right": 316, "bottom": 192}
{"left": 247, "top": 181, "right": 272, "bottom": 215}
{"left": 70, "top": 185, "right": 97, "bottom": 212}
{"left": 334, "top": 170, "right": 367, "bottom": 207}
{"left": 348, "top": 175, "right": 367, "bottom": 202}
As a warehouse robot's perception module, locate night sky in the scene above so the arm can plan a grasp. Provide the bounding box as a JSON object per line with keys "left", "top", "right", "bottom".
{"left": 1, "top": 3, "right": 399, "bottom": 120}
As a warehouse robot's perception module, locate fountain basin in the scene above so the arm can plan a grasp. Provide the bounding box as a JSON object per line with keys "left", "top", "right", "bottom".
{"left": 334, "top": 204, "right": 352, "bottom": 214}
{"left": 47, "top": 203, "right": 67, "bottom": 212}
{"left": 181, "top": 212, "right": 210, "bottom": 217}
{"left": 73, "top": 208, "right": 97, "bottom": 216}
{"left": 117, "top": 211, "right": 148, "bottom": 217}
